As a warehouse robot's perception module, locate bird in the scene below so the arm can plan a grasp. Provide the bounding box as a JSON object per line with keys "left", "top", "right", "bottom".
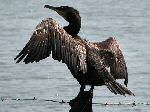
{"left": 14, "top": 5, "right": 134, "bottom": 96}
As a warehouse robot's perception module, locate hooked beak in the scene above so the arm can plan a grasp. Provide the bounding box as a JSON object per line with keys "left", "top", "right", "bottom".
{"left": 44, "top": 5, "right": 57, "bottom": 11}
{"left": 44, "top": 5, "right": 66, "bottom": 18}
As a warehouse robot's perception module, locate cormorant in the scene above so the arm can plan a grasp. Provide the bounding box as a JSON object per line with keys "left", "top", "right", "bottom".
{"left": 15, "top": 5, "right": 134, "bottom": 96}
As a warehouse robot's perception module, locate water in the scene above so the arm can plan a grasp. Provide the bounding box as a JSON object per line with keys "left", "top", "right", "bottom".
{"left": 0, "top": 0, "right": 150, "bottom": 111}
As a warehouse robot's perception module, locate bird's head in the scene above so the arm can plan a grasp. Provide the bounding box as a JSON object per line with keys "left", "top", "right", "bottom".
{"left": 44, "top": 5, "right": 80, "bottom": 23}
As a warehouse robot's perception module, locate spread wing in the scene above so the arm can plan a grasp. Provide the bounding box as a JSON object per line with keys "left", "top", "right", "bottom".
{"left": 86, "top": 42, "right": 133, "bottom": 95}
{"left": 86, "top": 42, "right": 116, "bottom": 72}
{"left": 93, "top": 37, "right": 128, "bottom": 86}
{"left": 14, "top": 18, "right": 87, "bottom": 74}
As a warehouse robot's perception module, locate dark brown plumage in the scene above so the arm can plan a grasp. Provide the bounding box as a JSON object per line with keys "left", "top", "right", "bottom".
{"left": 15, "top": 5, "right": 134, "bottom": 96}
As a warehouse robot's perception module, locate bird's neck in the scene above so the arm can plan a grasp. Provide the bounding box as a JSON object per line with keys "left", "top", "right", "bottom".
{"left": 64, "top": 15, "right": 81, "bottom": 36}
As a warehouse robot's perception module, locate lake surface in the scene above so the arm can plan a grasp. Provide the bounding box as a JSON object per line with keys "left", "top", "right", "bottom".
{"left": 0, "top": 0, "right": 150, "bottom": 112}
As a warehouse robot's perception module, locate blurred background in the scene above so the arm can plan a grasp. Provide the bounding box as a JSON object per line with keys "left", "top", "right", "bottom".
{"left": 0, "top": 0, "right": 150, "bottom": 111}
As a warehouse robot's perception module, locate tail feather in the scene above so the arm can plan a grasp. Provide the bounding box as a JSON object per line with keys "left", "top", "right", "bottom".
{"left": 105, "top": 81, "right": 134, "bottom": 96}
{"left": 106, "top": 82, "right": 118, "bottom": 95}
{"left": 113, "top": 82, "right": 126, "bottom": 95}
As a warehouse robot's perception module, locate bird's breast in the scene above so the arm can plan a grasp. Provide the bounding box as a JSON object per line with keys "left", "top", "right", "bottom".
{"left": 75, "top": 65, "right": 105, "bottom": 86}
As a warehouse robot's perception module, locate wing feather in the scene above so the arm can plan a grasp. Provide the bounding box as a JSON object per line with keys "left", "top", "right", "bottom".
{"left": 15, "top": 18, "right": 87, "bottom": 74}
{"left": 94, "top": 37, "right": 128, "bottom": 86}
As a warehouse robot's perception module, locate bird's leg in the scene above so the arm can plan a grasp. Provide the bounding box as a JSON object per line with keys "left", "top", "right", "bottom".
{"left": 90, "top": 85, "right": 94, "bottom": 93}
{"left": 80, "top": 85, "right": 85, "bottom": 93}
